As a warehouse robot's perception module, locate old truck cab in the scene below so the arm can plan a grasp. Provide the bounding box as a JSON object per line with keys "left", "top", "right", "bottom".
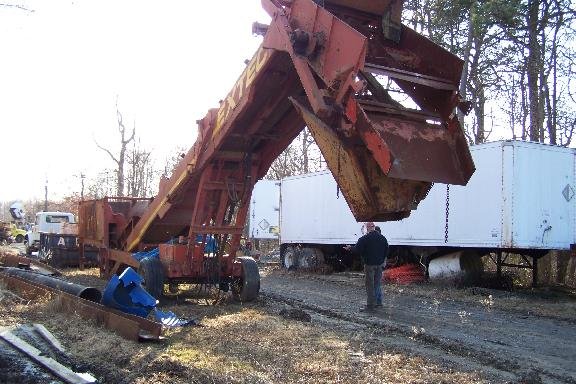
{"left": 26, "top": 212, "right": 76, "bottom": 254}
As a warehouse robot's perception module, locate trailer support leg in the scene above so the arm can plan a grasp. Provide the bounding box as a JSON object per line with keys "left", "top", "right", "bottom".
{"left": 496, "top": 251, "right": 502, "bottom": 281}
{"left": 532, "top": 256, "right": 538, "bottom": 287}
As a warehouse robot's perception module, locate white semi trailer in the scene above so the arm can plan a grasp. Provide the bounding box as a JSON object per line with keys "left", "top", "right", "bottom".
{"left": 248, "top": 180, "right": 280, "bottom": 240}
{"left": 276, "top": 140, "right": 576, "bottom": 285}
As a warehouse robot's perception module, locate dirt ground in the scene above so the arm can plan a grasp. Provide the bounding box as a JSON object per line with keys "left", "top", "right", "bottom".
{"left": 1, "top": 246, "right": 575, "bottom": 384}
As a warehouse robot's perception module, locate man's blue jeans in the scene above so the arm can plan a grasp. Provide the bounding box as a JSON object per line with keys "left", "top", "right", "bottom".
{"left": 365, "top": 263, "right": 384, "bottom": 307}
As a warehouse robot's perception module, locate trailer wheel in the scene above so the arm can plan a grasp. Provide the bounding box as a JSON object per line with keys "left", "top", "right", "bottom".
{"left": 15, "top": 234, "right": 24, "bottom": 243}
{"left": 137, "top": 257, "right": 165, "bottom": 299}
{"left": 232, "top": 256, "right": 260, "bottom": 302}
{"left": 299, "top": 247, "right": 325, "bottom": 269}
{"left": 281, "top": 246, "right": 297, "bottom": 269}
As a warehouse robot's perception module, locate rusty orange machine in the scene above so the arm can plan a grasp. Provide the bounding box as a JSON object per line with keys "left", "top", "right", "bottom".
{"left": 78, "top": 0, "right": 475, "bottom": 301}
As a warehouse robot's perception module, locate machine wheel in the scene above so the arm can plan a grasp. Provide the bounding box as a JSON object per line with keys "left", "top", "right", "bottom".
{"left": 168, "top": 283, "right": 179, "bottom": 294}
{"left": 137, "top": 257, "right": 165, "bottom": 299}
{"left": 15, "top": 234, "right": 24, "bottom": 243}
{"left": 232, "top": 256, "right": 260, "bottom": 302}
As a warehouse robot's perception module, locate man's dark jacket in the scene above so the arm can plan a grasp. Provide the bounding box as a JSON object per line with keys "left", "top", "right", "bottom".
{"left": 353, "top": 230, "right": 388, "bottom": 265}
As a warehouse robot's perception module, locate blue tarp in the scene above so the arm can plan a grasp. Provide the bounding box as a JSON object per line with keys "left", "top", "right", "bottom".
{"left": 131, "top": 235, "right": 216, "bottom": 262}
{"left": 132, "top": 247, "right": 159, "bottom": 262}
{"left": 195, "top": 235, "right": 218, "bottom": 254}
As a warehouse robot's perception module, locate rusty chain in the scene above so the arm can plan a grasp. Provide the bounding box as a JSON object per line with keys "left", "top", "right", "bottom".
{"left": 336, "top": 143, "right": 341, "bottom": 199}
{"left": 444, "top": 184, "right": 450, "bottom": 243}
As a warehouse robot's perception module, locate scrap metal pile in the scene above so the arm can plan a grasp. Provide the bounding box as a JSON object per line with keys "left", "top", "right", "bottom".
{"left": 0, "top": 252, "right": 196, "bottom": 343}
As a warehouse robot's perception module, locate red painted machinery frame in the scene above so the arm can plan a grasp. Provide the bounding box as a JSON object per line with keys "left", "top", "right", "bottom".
{"left": 78, "top": 0, "right": 475, "bottom": 286}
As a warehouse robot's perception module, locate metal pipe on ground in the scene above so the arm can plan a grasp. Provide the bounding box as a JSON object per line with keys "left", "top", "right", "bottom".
{"left": 1, "top": 267, "right": 102, "bottom": 302}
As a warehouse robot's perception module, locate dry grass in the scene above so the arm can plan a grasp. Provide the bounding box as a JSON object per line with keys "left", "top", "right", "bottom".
{"left": 0, "top": 245, "right": 20, "bottom": 257}
{"left": 0, "top": 263, "right": 521, "bottom": 383}
{"left": 389, "top": 282, "right": 576, "bottom": 322}
{"left": 61, "top": 267, "right": 107, "bottom": 290}
{"left": 3, "top": 250, "right": 573, "bottom": 382}
{"left": 0, "top": 286, "right": 487, "bottom": 384}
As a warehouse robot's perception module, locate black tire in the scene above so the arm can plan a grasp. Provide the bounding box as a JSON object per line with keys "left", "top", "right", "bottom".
{"left": 137, "top": 257, "right": 165, "bottom": 299}
{"left": 15, "top": 234, "right": 24, "bottom": 243}
{"left": 232, "top": 256, "right": 260, "bottom": 302}
{"left": 280, "top": 245, "right": 297, "bottom": 270}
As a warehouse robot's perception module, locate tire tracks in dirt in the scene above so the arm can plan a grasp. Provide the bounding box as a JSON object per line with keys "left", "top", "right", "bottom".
{"left": 261, "top": 272, "right": 576, "bottom": 384}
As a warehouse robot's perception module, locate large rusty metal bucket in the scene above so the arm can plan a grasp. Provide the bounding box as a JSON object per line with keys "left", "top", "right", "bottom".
{"left": 264, "top": 0, "right": 475, "bottom": 221}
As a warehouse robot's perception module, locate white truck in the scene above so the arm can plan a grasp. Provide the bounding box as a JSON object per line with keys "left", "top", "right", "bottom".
{"left": 26, "top": 211, "right": 76, "bottom": 254}
{"left": 274, "top": 140, "right": 576, "bottom": 284}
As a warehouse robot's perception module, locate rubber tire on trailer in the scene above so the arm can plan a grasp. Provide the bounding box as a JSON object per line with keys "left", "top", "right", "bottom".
{"left": 15, "top": 234, "right": 24, "bottom": 243}
{"left": 280, "top": 245, "right": 297, "bottom": 270}
{"left": 232, "top": 256, "right": 260, "bottom": 302}
{"left": 299, "top": 247, "right": 325, "bottom": 269}
{"left": 137, "top": 257, "right": 165, "bottom": 299}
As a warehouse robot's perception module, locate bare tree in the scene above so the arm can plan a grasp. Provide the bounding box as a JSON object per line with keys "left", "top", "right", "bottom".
{"left": 404, "top": 0, "right": 513, "bottom": 145}
{"left": 494, "top": 0, "right": 576, "bottom": 144}
{"left": 0, "top": 3, "right": 34, "bottom": 12}
{"left": 125, "top": 140, "right": 156, "bottom": 197}
{"left": 266, "top": 128, "right": 325, "bottom": 180}
{"left": 266, "top": 144, "right": 302, "bottom": 180}
{"left": 161, "top": 146, "right": 188, "bottom": 180}
{"left": 86, "top": 169, "right": 116, "bottom": 199}
{"left": 95, "top": 98, "right": 135, "bottom": 196}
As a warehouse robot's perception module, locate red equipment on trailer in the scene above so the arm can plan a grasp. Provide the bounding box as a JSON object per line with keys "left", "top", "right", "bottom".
{"left": 78, "top": 0, "right": 475, "bottom": 301}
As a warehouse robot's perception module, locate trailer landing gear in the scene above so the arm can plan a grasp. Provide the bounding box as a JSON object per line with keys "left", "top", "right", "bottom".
{"left": 489, "top": 250, "right": 548, "bottom": 287}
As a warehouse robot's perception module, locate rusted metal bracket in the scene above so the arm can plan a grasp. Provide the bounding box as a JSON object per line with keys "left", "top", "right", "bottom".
{"left": 0, "top": 274, "right": 162, "bottom": 341}
{"left": 0, "top": 253, "right": 62, "bottom": 276}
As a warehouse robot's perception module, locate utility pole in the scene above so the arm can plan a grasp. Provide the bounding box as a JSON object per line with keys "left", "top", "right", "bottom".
{"left": 44, "top": 177, "right": 48, "bottom": 211}
{"left": 80, "top": 173, "right": 85, "bottom": 200}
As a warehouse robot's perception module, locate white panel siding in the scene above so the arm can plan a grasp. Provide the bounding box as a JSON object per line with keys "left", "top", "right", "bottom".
{"left": 248, "top": 180, "right": 280, "bottom": 240}
{"left": 275, "top": 141, "right": 575, "bottom": 250}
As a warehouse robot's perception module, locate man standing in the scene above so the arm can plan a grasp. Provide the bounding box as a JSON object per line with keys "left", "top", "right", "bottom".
{"left": 346, "top": 222, "right": 388, "bottom": 311}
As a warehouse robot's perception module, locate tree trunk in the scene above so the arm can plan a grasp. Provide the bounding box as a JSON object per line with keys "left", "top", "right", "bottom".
{"left": 547, "top": 16, "right": 561, "bottom": 145}
{"left": 117, "top": 145, "right": 125, "bottom": 197}
{"left": 473, "top": 86, "right": 486, "bottom": 143}
{"left": 457, "top": 11, "right": 474, "bottom": 128}
{"left": 520, "top": 64, "right": 529, "bottom": 140}
{"left": 526, "top": 0, "right": 542, "bottom": 142}
{"left": 302, "top": 129, "right": 309, "bottom": 174}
